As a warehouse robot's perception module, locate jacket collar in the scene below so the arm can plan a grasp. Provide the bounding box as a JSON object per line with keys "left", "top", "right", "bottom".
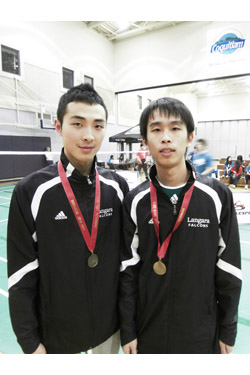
{"left": 59, "top": 148, "right": 97, "bottom": 183}
{"left": 149, "top": 160, "right": 196, "bottom": 190}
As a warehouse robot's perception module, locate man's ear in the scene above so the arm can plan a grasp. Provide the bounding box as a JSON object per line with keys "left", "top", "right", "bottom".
{"left": 187, "top": 132, "right": 194, "bottom": 147}
{"left": 55, "top": 119, "right": 62, "bottom": 135}
{"left": 142, "top": 136, "right": 147, "bottom": 147}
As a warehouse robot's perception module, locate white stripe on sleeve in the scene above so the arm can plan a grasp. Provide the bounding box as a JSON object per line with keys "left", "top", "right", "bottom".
{"left": 194, "top": 181, "right": 222, "bottom": 223}
{"left": 99, "top": 175, "right": 124, "bottom": 202}
{"left": 218, "top": 228, "right": 226, "bottom": 257}
{"left": 31, "top": 176, "right": 61, "bottom": 221}
{"left": 216, "top": 258, "right": 242, "bottom": 280}
{"left": 31, "top": 163, "right": 74, "bottom": 221}
{"left": 131, "top": 187, "right": 150, "bottom": 226}
{"left": 8, "top": 259, "right": 39, "bottom": 290}
{"left": 120, "top": 232, "right": 140, "bottom": 272}
{"left": 120, "top": 189, "right": 149, "bottom": 272}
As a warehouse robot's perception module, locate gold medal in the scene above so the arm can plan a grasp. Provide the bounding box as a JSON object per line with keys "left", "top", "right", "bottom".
{"left": 88, "top": 253, "right": 98, "bottom": 268}
{"left": 150, "top": 181, "right": 194, "bottom": 277}
{"left": 153, "top": 259, "right": 166, "bottom": 275}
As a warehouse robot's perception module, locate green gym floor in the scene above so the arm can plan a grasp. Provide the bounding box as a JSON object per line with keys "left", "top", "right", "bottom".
{"left": 0, "top": 183, "right": 249, "bottom": 354}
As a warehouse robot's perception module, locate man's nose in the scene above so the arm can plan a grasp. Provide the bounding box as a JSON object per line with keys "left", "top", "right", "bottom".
{"left": 81, "top": 127, "right": 94, "bottom": 142}
{"left": 161, "top": 129, "right": 171, "bottom": 143}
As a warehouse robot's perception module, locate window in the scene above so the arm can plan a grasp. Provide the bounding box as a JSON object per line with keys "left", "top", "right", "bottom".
{"left": 84, "top": 75, "right": 94, "bottom": 86}
{"left": 137, "top": 95, "right": 142, "bottom": 110}
{"left": 1, "top": 45, "right": 20, "bottom": 75}
{"left": 62, "top": 67, "right": 74, "bottom": 89}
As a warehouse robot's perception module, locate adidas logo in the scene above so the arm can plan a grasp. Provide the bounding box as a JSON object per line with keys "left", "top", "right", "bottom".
{"left": 55, "top": 211, "right": 68, "bottom": 220}
{"left": 148, "top": 218, "right": 160, "bottom": 224}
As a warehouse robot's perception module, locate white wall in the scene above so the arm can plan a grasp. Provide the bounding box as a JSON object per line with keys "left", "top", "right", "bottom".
{"left": 0, "top": 21, "right": 114, "bottom": 91}
{"left": 195, "top": 119, "right": 250, "bottom": 160}
{"left": 0, "top": 21, "right": 117, "bottom": 153}
{"left": 1, "top": 21, "right": 250, "bottom": 161}
{"left": 195, "top": 92, "right": 250, "bottom": 159}
{"left": 0, "top": 21, "right": 115, "bottom": 124}
{"left": 114, "top": 21, "right": 250, "bottom": 92}
{"left": 114, "top": 20, "right": 250, "bottom": 162}
{"left": 197, "top": 92, "right": 250, "bottom": 121}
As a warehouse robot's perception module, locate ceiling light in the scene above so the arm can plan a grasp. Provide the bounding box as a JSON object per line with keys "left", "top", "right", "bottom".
{"left": 115, "top": 21, "right": 130, "bottom": 31}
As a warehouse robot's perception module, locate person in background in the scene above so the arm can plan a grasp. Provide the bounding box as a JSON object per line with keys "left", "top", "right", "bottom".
{"left": 136, "top": 143, "right": 149, "bottom": 180}
{"left": 244, "top": 162, "right": 250, "bottom": 190}
{"left": 236, "top": 155, "right": 246, "bottom": 174}
{"left": 107, "top": 154, "right": 115, "bottom": 170}
{"left": 45, "top": 146, "right": 54, "bottom": 166}
{"left": 221, "top": 156, "right": 234, "bottom": 178}
{"left": 187, "top": 144, "right": 198, "bottom": 166}
{"left": 7, "top": 83, "right": 129, "bottom": 354}
{"left": 193, "top": 139, "right": 214, "bottom": 176}
{"left": 119, "top": 97, "right": 242, "bottom": 354}
{"left": 229, "top": 159, "right": 243, "bottom": 188}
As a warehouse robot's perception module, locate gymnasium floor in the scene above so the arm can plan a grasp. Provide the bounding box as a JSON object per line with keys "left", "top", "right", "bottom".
{"left": 0, "top": 182, "right": 249, "bottom": 354}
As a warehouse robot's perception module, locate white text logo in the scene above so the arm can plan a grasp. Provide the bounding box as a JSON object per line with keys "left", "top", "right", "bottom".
{"left": 187, "top": 217, "right": 210, "bottom": 228}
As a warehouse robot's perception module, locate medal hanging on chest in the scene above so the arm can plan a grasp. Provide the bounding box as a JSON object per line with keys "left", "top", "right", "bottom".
{"left": 150, "top": 181, "right": 194, "bottom": 276}
{"left": 58, "top": 161, "right": 101, "bottom": 268}
{"left": 153, "top": 259, "right": 166, "bottom": 275}
{"left": 88, "top": 253, "right": 99, "bottom": 268}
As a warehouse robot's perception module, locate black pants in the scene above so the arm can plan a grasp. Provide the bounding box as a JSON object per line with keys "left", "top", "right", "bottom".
{"left": 138, "top": 160, "right": 148, "bottom": 178}
{"left": 230, "top": 174, "right": 242, "bottom": 187}
{"left": 245, "top": 175, "right": 250, "bottom": 185}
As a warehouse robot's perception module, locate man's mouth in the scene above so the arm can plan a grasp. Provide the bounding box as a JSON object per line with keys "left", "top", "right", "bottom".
{"left": 79, "top": 146, "right": 94, "bottom": 152}
{"left": 160, "top": 148, "right": 174, "bottom": 156}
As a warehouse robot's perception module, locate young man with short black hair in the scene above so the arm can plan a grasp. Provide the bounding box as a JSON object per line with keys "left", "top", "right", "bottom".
{"left": 119, "top": 97, "right": 242, "bottom": 354}
{"left": 7, "top": 83, "right": 129, "bottom": 354}
{"left": 193, "top": 138, "right": 214, "bottom": 176}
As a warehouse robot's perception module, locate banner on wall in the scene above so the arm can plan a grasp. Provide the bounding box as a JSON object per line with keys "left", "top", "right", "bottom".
{"left": 233, "top": 192, "right": 250, "bottom": 225}
{"left": 208, "top": 26, "right": 248, "bottom": 66}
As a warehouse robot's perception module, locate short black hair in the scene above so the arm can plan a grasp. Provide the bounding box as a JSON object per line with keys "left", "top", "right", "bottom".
{"left": 57, "top": 83, "right": 108, "bottom": 125}
{"left": 197, "top": 139, "right": 207, "bottom": 147}
{"left": 235, "top": 159, "right": 241, "bottom": 172}
{"left": 139, "top": 97, "right": 194, "bottom": 142}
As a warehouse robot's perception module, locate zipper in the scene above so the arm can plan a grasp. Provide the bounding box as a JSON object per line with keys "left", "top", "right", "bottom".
{"left": 170, "top": 194, "right": 178, "bottom": 216}
{"left": 87, "top": 176, "right": 92, "bottom": 185}
{"left": 86, "top": 266, "right": 94, "bottom": 350}
{"left": 172, "top": 204, "right": 177, "bottom": 216}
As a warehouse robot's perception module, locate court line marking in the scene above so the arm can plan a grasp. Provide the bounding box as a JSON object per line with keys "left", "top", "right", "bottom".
{"left": 0, "top": 288, "right": 8, "bottom": 297}
{"left": 0, "top": 256, "right": 7, "bottom": 263}
{"left": 238, "top": 317, "right": 250, "bottom": 327}
{"left": 241, "top": 240, "right": 250, "bottom": 245}
{"left": 0, "top": 219, "right": 8, "bottom": 223}
{"left": 0, "top": 196, "right": 11, "bottom": 200}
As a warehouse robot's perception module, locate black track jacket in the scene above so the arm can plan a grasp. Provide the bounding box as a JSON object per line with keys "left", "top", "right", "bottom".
{"left": 119, "top": 162, "right": 242, "bottom": 354}
{"left": 7, "top": 150, "right": 129, "bottom": 353}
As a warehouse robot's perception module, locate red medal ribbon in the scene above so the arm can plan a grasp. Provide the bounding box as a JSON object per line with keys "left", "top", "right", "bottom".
{"left": 150, "top": 181, "right": 194, "bottom": 260}
{"left": 58, "top": 160, "right": 100, "bottom": 252}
